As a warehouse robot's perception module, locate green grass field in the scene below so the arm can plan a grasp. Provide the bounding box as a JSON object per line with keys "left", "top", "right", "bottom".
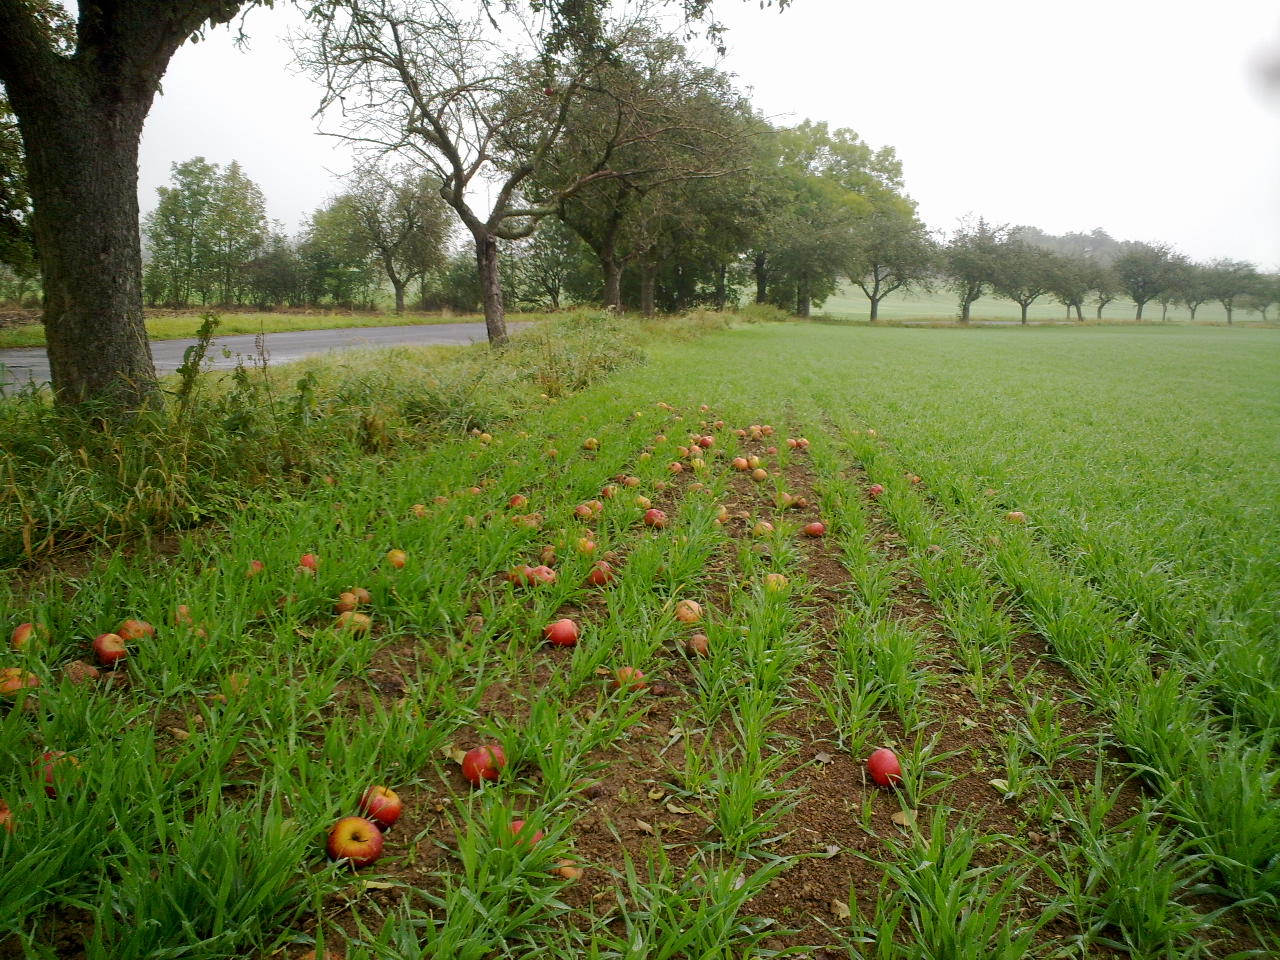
{"left": 816, "top": 283, "right": 1266, "bottom": 325}
{"left": 2, "top": 321, "right": 1277, "bottom": 958}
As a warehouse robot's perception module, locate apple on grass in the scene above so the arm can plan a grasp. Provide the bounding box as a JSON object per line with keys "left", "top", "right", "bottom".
{"left": 867, "top": 748, "right": 902, "bottom": 787}
{"left": 544, "top": 618, "right": 580, "bottom": 647}
{"left": 587, "top": 560, "right": 615, "bottom": 586}
{"left": 803, "top": 522, "right": 826, "bottom": 538}
{"left": 386, "top": 549, "right": 407, "bottom": 569}
{"left": 643, "top": 509, "right": 668, "bottom": 528}
{"left": 0, "top": 668, "right": 39, "bottom": 697}
{"left": 867, "top": 484, "right": 885, "bottom": 498}
{"left": 327, "top": 816, "right": 384, "bottom": 868}
{"left": 93, "top": 632, "right": 127, "bottom": 666}
{"left": 10, "top": 622, "right": 48, "bottom": 651}
{"left": 36, "top": 751, "right": 78, "bottom": 798}
{"left": 0, "top": 798, "right": 12, "bottom": 833}
{"left": 359, "top": 786, "right": 403, "bottom": 830}
{"left": 116, "top": 619, "right": 154, "bottom": 642}
{"left": 507, "top": 819, "right": 545, "bottom": 847}
{"left": 612, "top": 666, "right": 646, "bottom": 691}
{"left": 335, "top": 611, "right": 372, "bottom": 634}
{"left": 686, "top": 634, "right": 709, "bottom": 657}
{"left": 461, "top": 744, "right": 507, "bottom": 785}
{"left": 674, "top": 599, "right": 702, "bottom": 624}
{"left": 298, "top": 553, "right": 319, "bottom": 574}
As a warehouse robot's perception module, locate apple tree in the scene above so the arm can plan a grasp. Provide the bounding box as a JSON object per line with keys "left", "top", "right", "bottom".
{"left": 1111, "top": 240, "right": 1186, "bottom": 322}
{"left": 1203, "top": 258, "right": 1259, "bottom": 326}
{"left": 844, "top": 206, "right": 935, "bottom": 321}
{"left": 944, "top": 217, "right": 1007, "bottom": 323}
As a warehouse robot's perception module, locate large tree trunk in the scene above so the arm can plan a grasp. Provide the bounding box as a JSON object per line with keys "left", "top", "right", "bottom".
{"left": 1135, "top": 301, "right": 1145, "bottom": 321}
{"left": 474, "top": 231, "right": 507, "bottom": 346}
{"left": 391, "top": 276, "right": 406, "bottom": 314}
{"left": 22, "top": 91, "right": 156, "bottom": 407}
{"left": 1189, "top": 304, "right": 1198, "bottom": 321}
{"left": 796, "top": 273, "right": 810, "bottom": 317}
{"left": 1225, "top": 304, "right": 1233, "bottom": 325}
{"left": 714, "top": 263, "right": 727, "bottom": 311}
{"left": 0, "top": 0, "right": 251, "bottom": 410}
{"left": 1020, "top": 302, "right": 1029, "bottom": 324}
{"left": 754, "top": 250, "right": 767, "bottom": 304}
{"left": 959, "top": 299, "right": 972, "bottom": 323}
{"left": 1075, "top": 303, "right": 1084, "bottom": 322}
{"left": 639, "top": 262, "right": 657, "bottom": 317}
{"left": 869, "top": 296, "right": 880, "bottom": 322}
{"left": 601, "top": 255, "right": 623, "bottom": 310}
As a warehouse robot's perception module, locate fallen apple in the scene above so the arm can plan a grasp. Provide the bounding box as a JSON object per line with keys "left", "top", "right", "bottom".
{"left": 116, "top": 619, "right": 154, "bottom": 642}
{"left": 643, "top": 508, "right": 668, "bottom": 528}
{"left": 752, "top": 521, "right": 775, "bottom": 536}
{"left": 587, "top": 560, "right": 615, "bottom": 586}
{"left": 334, "top": 592, "right": 359, "bottom": 614}
{"left": 508, "top": 494, "right": 528, "bottom": 509}
{"left": 327, "top": 816, "right": 384, "bottom": 868}
{"left": 0, "top": 798, "right": 12, "bottom": 833}
{"left": 763, "top": 573, "right": 790, "bottom": 592}
{"left": 461, "top": 744, "right": 507, "bottom": 785}
{"left": 61, "top": 660, "right": 100, "bottom": 685}
{"left": 0, "top": 667, "right": 39, "bottom": 697}
{"left": 386, "top": 549, "right": 407, "bottom": 569}
{"left": 803, "top": 522, "right": 826, "bottom": 538}
{"left": 731, "top": 457, "right": 750, "bottom": 471}
{"left": 507, "top": 818, "right": 545, "bottom": 847}
{"left": 335, "top": 611, "right": 372, "bottom": 634}
{"left": 668, "top": 462, "right": 684, "bottom": 474}
{"left": 582, "top": 437, "right": 599, "bottom": 451}
{"left": 36, "top": 750, "right": 78, "bottom": 798}
{"left": 600, "top": 484, "right": 618, "bottom": 500}
{"left": 553, "top": 858, "right": 583, "bottom": 881}
{"left": 93, "top": 632, "right": 127, "bottom": 666}
{"left": 634, "top": 495, "right": 652, "bottom": 509}
{"left": 298, "top": 553, "right": 319, "bottom": 573}
{"left": 621, "top": 475, "right": 641, "bottom": 487}
{"left": 351, "top": 587, "right": 373, "bottom": 606}
{"left": 1005, "top": 511, "right": 1027, "bottom": 524}
{"left": 359, "top": 786, "right": 403, "bottom": 830}
{"left": 686, "top": 633, "right": 710, "bottom": 657}
{"left": 544, "top": 618, "right": 580, "bottom": 647}
{"left": 674, "top": 599, "right": 702, "bottom": 624}
{"left": 245, "top": 559, "right": 265, "bottom": 578}
{"left": 867, "top": 748, "right": 902, "bottom": 786}
{"left": 612, "top": 666, "right": 646, "bottom": 691}
{"left": 576, "top": 537, "right": 596, "bottom": 555}
{"left": 867, "top": 484, "right": 885, "bottom": 498}
{"left": 411, "top": 503, "right": 428, "bottom": 518}
{"left": 751, "top": 468, "right": 768, "bottom": 482}
{"left": 574, "top": 503, "right": 594, "bottom": 519}
{"left": 10, "top": 622, "right": 47, "bottom": 651}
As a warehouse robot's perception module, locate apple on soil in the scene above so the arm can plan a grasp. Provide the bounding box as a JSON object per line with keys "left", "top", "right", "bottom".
{"left": 543, "top": 618, "right": 580, "bottom": 647}
{"left": 803, "top": 522, "right": 826, "bottom": 537}
{"left": 93, "top": 632, "right": 127, "bottom": 666}
{"left": 867, "top": 747, "right": 903, "bottom": 786}
{"left": 867, "top": 484, "right": 885, "bottom": 498}
{"left": 587, "top": 560, "right": 614, "bottom": 586}
{"left": 643, "top": 508, "right": 668, "bottom": 528}
{"left": 612, "top": 666, "right": 646, "bottom": 691}
{"left": 327, "top": 816, "right": 384, "bottom": 868}
{"left": 674, "top": 599, "right": 702, "bottom": 623}
{"left": 686, "top": 634, "right": 710, "bottom": 657}
{"left": 359, "top": 786, "right": 403, "bottom": 830}
{"left": 763, "top": 573, "right": 790, "bottom": 592}
{"left": 461, "top": 744, "right": 507, "bottom": 785}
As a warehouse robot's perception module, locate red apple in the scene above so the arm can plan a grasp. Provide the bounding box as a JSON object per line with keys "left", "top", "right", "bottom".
{"left": 668, "top": 462, "right": 684, "bottom": 474}
{"left": 612, "top": 666, "right": 646, "bottom": 691}
{"left": 731, "top": 457, "right": 749, "bottom": 471}
{"left": 867, "top": 484, "right": 885, "bottom": 498}
{"left": 386, "top": 549, "right": 407, "bottom": 568}
{"left": 751, "top": 468, "right": 768, "bottom": 482}
{"left": 327, "top": 816, "right": 384, "bottom": 867}
{"left": 116, "top": 619, "right": 154, "bottom": 642}
{"left": 245, "top": 559, "right": 265, "bottom": 578}
{"left": 697, "top": 435, "right": 714, "bottom": 449}
{"left": 508, "top": 818, "right": 545, "bottom": 847}
{"left": 599, "top": 484, "right": 618, "bottom": 500}
{"left": 298, "top": 553, "right": 319, "bottom": 573}
{"left": 574, "top": 503, "right": 594, "bottom": 519}
{"left": 93, "top": 632, "right": 127, "bottom": 666}
{"left": 643, "top": 509, "right": 668, "bottom": 528}
{"left": 461, "top": 744, "right": 506, "bottom": 785}
{"left": 803, "top": 522, "right": 826, "bottom": 538}
{"left": 587, "top": 560, "right": 615, "bottom": 586}
{"left": 529, "top": 565, "right": 557, "bottom": 585}
{"left": 544, "top": 618, "right": 580, "bottom": 647}
{"left": 686, "top": 633, "right": 709, "bottom": 657}
{"left": 867, "top": 748, "right": 902, "bottom": 787}
{"left": 0, "top": 798, "right": 12, "bottom": 833}
{"left": 36, "top": 750, "right": 78, "bottom": 798}
{"left": 359, "top": 786, "right": 403, "bottom": 830}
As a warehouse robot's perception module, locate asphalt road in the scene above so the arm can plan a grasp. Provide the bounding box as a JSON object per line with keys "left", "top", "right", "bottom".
{"left": 0, "top": 321, "right": 524, "bottom": 391}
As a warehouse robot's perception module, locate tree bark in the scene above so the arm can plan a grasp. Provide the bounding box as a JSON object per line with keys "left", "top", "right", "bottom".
{"left": 1020, "top": 303, "right": 1029, "bottom": 324}
{"left": 714, "top": 263, "right": 727, "bottom": 311}
{"left": 796, "top": 273, "right": 810, "bottom": 317}
{"left": 1225, "top": 304, "right": 1233, "bottom": 325}
{"left": 959, "top": 299, "right": 972, "bottom": 323}
{"left": 869, "top": 297, "right": 880, "bottom": 322}
{"left": 391, "top": 276, "right": 406, "bottom": 314}
{"left": 754, "top": 250, "right": 767, "bottom": 304}
{"left": 601, "top": 255, "right": 623, "bottom": 310}
{"left": 474, "top": 230, "right": 508, "bottom": 345}
{"left": 1075, "top": 304, "right": 1084, "bottom": 322}
{"left": 0, "top": 0, "right": 252, "bottom": 410}
{"left": 639, "top": 261, "right": 657, "bottom": 317}
{"left": 1134, "top": 301, "right": 1145, "bottom": 321}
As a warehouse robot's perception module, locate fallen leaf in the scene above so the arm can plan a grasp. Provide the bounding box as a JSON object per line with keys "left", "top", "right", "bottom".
{"left": 732, "top": 874, "right": 746, "bottom": 890}
{"left": 817, "top": 844, "right": 841, "bottom": 858}
{"left": 665, "top": 802, "right": 694, "bottom": 815}
{"left": 988, "top": 778, "right": 1010, "bottom": 794}
{"left": 891, "top": 809, "right": 918, "bottom": 828}
{"left": 831, "top": 899, "right": 851, "bottom": 921}
{"left": 359, "top": 880, "right": 400, "bottom": 891}
{"left": 167, "top": 726, "right": 190, "bottom": 741}
{"left": 635, "top": 819, "right": 654, "bottom": 835}
{"left": 813, "top": 751, "right": 835, "bottom": 765}
{"left": 647, "top": 787, "right": 665, "bottom": 801}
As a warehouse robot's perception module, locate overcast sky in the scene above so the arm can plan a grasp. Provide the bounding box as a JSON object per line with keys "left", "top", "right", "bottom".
{"left": 138, "top": 0, "right": 1280, "bottom": 268}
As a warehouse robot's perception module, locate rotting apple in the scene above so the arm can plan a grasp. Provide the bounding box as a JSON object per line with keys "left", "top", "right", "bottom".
{"left": 582, "top": 437, "right": 600, "bottom": 451}
{"left": 731, "top": 457, "right": 749, "bottom": 471}
{"left": 0, "top": 798, "right": 12, "bottom": 833}
{"left": 674, "top": 599, "right": 702, "bottom": 624}
{"left": 763, "top": 573, "right": 790, "bottom": 592}
{"left": 867, "top": 747, "right": 903, "bottom": 786}
{"left": 351, "top": 587, "right": 372, "bottom": 606}
{"left": 359, "top": 786, "right": 403, "bottom": 830}
{"left": 461, "top": 744, "right": 507, "bottom": 785}
{"left": 803, "top": 522, "right": 826, "bottom": 538}
{"left": 334, "top": 592, "right": 359, "bottom": 615}
{"left": 10, "top": 622, "right": 47, "bottom": 651}
{"left": 93, "top": 633, "right": 127, "bottom": 667}
{"left": 686, "top": 634, "right": 710, "bottom": 657}
{"left": 752, "top": 520, "right": 775, "bottom": 536}
{"left": 335, "top": 611, "right": 372, "bottom": 634}
{"left": 245, "top": 559, "right": 265, "bottom": 578}
{"left": 327, "top": 816, "right": 385, "bottom": 868}
{"left": 544, "top": 618, "right": 580, "bottom": 647}
{"left": 298, "top": 553, "right": 320, "bottom": 573}
{"left": 0, "top": 668, "right": 39, "bottom": 697}
{"left": 116, "top": 619, "right": 154, "bottom": 642}
{"left": 386, "top": 549, "right": 407, "bottom": 569}
{"left": 411, "top": 503, "right": 428, "bottom": 518}
{"left": 867, "top": 484, "right": 885, "bottom": 498}
{"left": 1005, "top": 511, "right": 1027, "bottom": 524}
{"left": 508, "top": 494, "right": 528, "bottom": 509}
{"left": 61, "top": 660, "right": 100, "bottom": 685}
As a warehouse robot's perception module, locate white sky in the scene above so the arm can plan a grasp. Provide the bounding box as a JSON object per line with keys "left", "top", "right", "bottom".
{"left": 138, "top": 0, "right": 1280, "bottom": 268}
